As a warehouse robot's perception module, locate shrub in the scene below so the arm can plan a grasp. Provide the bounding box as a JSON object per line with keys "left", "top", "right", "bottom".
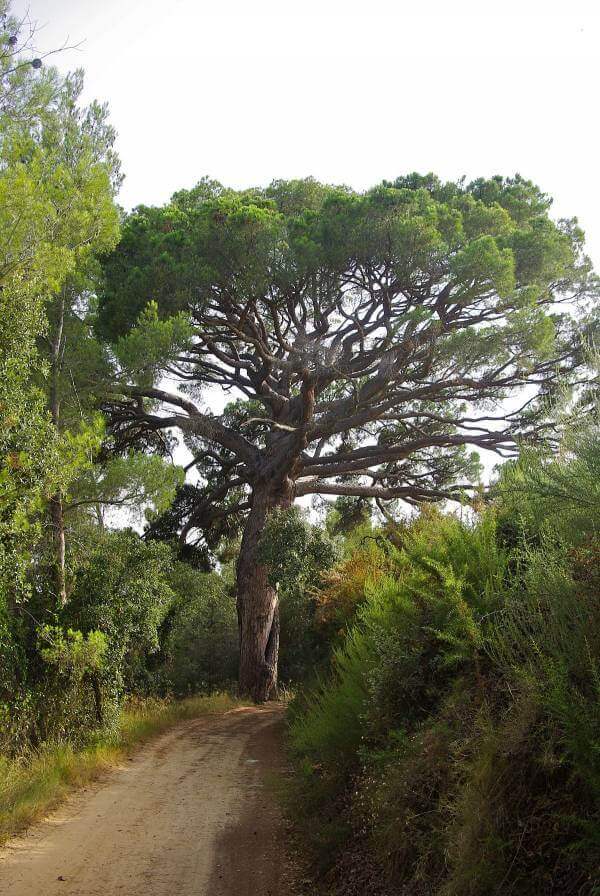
{"left": 287, "top": 427, "right": 600, "bottom": 895}
{"left": 158, "top": 562, "right": 238, "bottom": 694}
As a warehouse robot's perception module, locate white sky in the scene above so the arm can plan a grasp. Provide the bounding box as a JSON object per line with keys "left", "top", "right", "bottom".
{"left": 15, "top": 0, "right": 600, "bottom": 270}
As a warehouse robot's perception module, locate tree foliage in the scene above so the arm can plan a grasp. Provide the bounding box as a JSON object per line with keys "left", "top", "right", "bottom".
{"left": 99, "top": 173, "right": 598, "bottom": 556}
{"left": 0, "top": 3, "right": 189, "bottom": 748}
{"left": 158, "top": 562, "right": 238, "bottom": 695}
{"left": 0, "top": 4, "right": 120, "bottom": 604}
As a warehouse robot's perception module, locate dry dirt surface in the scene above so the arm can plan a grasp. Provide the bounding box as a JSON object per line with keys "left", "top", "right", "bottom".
{"left": 0, "top": 704, "right": 300, "bottom": 896}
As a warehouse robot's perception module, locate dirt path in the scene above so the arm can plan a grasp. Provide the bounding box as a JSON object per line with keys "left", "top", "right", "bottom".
{"left": 0, "top": 704, "right": 298, "bottom": 896}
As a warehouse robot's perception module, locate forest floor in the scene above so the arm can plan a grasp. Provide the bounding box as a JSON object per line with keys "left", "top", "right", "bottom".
{"left": 0, "top": 703, "right": 301, "bottom": 896}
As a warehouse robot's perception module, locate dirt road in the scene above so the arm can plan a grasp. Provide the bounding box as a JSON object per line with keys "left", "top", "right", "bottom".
{"left": 0, "top": 704, "right": 298, "bottom": 896}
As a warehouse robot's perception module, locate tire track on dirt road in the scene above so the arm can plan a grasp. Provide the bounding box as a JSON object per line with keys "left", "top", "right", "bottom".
{"left": 0, "top": 704, "right": 298, "bottom": 896}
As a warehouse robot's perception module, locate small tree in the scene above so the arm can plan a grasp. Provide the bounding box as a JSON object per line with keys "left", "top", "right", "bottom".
{"left": 98, "top": 175, "right": 598, "bottom": 701}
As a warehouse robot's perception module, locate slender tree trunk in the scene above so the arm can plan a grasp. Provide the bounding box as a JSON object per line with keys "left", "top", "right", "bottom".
{"left": 49, "top": 495, "right": 67, "bottom": 606}
{"left": 236, "top": 483, "right": 291, "bottom": 702}
{"left": 49, "top": 292, "right": 67, "bottom": 606}
{"left": 90, "top": 673, "right": 104, "bottom": 725}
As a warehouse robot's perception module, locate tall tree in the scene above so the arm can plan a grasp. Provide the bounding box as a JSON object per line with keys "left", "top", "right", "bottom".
{"left": 98, "top": 175, "right": 598, "bottom": 701}
{"left": 38, "top": 73, "right": 121, "bottom": 603}
{"left": 1, "top": 3, "right": 89, "bottom": 608}
{"left": 0, "top": 2, "right": 122, "bottom": 605}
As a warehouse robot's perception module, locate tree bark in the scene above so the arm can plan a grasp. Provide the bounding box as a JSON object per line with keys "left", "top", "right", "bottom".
{"left": 90, "top": 673, "right": 104, "bottom": 726}
{"left": 49, "top": 494, "right": 67, "bottom": 607}
{"left": 236, "top": 483, "right": 290, "bottom": 703}
{"left": 49, "top": 291, "right": 67, "bottom": 606}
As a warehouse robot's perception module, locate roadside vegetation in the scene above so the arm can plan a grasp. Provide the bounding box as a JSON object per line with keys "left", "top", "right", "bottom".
{"left": 285, "top": 419, "right": 600, "bottom": 896}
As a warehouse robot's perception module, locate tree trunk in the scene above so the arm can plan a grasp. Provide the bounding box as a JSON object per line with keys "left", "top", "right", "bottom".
{"left": 49, "top": 291, "right": 67, "bottom": 606}
{"left": 90, "top": 673, "right": 104, "bottom": 726}
{"left": 49, "top": 494, "right": 67, "bottom": 606}
{"left": 236, "top": 484, "right": 290, "bottom": 703}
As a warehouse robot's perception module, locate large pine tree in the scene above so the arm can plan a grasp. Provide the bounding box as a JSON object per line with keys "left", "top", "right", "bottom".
{"left": 98, "top": 174, "right": 598, "bottom": 700}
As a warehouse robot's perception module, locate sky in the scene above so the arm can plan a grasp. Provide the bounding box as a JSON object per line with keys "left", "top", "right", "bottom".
{"left": 13, "top": 0, "right": 600, "bottom": 270}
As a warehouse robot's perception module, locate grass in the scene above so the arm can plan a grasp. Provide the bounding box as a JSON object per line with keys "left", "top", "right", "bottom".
{"left": 0, "top": 692, "right": 243, "bottom": 844}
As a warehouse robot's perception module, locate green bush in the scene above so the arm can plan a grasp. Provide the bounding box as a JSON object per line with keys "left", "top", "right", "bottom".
{"left": 158, "top": 562, "right": 239, "bottom": 694}
{"left": 0, "top": 527, "right": 176, "bottom": 751}
{"left": 289, "top": 510, "right": 505, "bottom": 775}
{"left": 287, "top": 427, "right": 600, "bottom": 895}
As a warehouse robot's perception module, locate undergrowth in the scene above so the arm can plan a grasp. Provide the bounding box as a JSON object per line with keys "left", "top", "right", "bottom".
{"left": 286, "top": 425, "right": 600, "bottom": 896}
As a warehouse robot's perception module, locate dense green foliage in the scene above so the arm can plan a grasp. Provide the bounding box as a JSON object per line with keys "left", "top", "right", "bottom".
{"left": 0, "top": 4, "right": 117, "bottom": 609}
{"left": 0, "top": 4, "right": 235, "bottom": 758}
{"left": 157, "top": 562, "right": 238, "bottom": 695}
{"left": 288, "top": 427, "right": 600, "bottom": 896}
{"left": 1, "top": 519, "right": 240, "bottom": 752}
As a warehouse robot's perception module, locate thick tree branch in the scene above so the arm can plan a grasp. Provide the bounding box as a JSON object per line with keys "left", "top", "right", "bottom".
{"left": 106, "top": 384, "right": 260, "bottom": 469}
